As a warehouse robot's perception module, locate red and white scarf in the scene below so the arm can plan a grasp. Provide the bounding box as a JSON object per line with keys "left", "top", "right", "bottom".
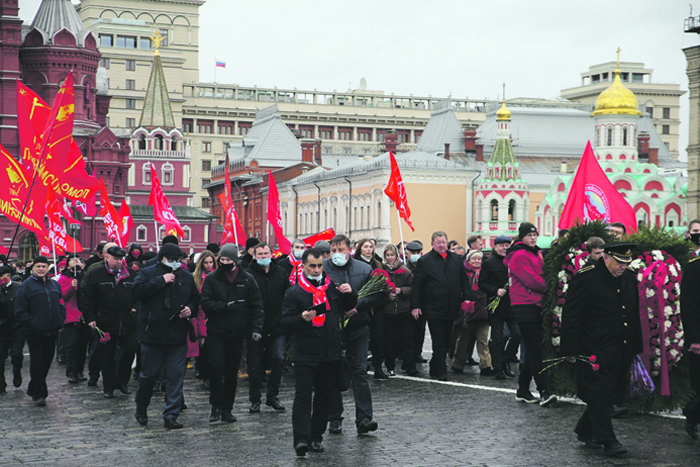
{"left": 297, "top": 272, "right": 331, "bottom": 327}
{"left": 288, "top": 255, "right": 304, "bottom": 285}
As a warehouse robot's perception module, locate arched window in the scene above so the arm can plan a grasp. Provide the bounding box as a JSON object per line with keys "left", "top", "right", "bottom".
{"left": 136, "top": 225, "right": 147, "bottom": 242}
{"left": 142, "top": 163, "right": 151, "bottom": 184}
{"left": 508, "top": 199, "right": 516, "bottom": 221}
{"left": 155, "top": 134, "right": 164, "bottom": 150}
{"left": 138, "top": 134, "right": 146, "bottom": 150}
{"left": 622, "top": 127, "right": 628, "bottom": 146}
{"left": 181, "top": 226, "right": 191, "bottom": 242}
{"left": 18, "top": 232, "right": 37, "bottom": 262}
{"left": 476, "top": 200, "right": 482, "bottom": 223}
{"left": 490, "top": 199, "right": 499, "bottom": 222}
{"left": 607, "top": 127, "right": 613, "bottom": 146}
{"left": 161, "top": 163, "right": 174, "bottom": 185}
{"left": 366, "top": 203, "right": 371, "bottom": 229}
{"left": 171, "top": 137, "right": 178, "bottom": 151}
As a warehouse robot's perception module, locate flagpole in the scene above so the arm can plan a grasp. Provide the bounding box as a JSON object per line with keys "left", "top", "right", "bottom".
{"left": 154, "top": 220, "right": 160, "bottom": 250}
{"left": 51, "top": 236, "right": 57, "bottom": 275}
{"left": 232, "top": 212, "right": 238, "bottom": 246}
{"left": 396, "top": 208, "right": 406, "bottom": 264}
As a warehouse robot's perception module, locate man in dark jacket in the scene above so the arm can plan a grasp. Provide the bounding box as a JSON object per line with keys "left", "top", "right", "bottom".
{"left": 14, "top": 257, "right": 65, "bottom": 406}
{"left": 324, "top": 234, "right": 378, "bottom": 436}
{"left": 0, "top": 265, "right": 23, "bottom": 392}
{"left": 282, "top": 247, "right": 356, "bottom": 456}
{"left": 561, "top": 242, "right": 643, "bottom": 457}
{"left": 680, "top": 250, "right": 700, "bottom": 440}
{"left": 132, "top": 244, "right": 200, "bottom": 429}
{"left": 479, "top": 235, "right": 519, "bottom": 380}
{"left": 239, "top": 237, "right": 260, "bottom": 269}
{"left": 405, "top": 240, "right": 427, "bottom": 363}
{"left": 410, "top": 231, "right": 471, "bottom": 381}
{"left": 201, "top": 243, "right": 264, "bottom": 424}
{"left": 82, "top": 246, "right": 138, "bottom": 398}
{"left": 246, "top": 242, "right": 289, "bottom": 413}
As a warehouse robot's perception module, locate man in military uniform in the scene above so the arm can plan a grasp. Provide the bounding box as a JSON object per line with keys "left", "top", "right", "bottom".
{"left": 561, "top": 242, "right": 643, "bottom": 457}
{"left": 680, "top": 246, "right": 700, "bottom": 440}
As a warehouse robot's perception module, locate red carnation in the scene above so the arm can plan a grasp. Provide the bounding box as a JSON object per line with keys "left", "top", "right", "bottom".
{"left": 592, "top": 364, "right": 599, "bottom": 371}
{"left": 589, "top": 355, "right": 596, "bottom": 363}
{"left": 100, "top": 332, "right": 111, "bottom": 344}
{"left": 394, "top": 269, "right": 405, "bottom": 274}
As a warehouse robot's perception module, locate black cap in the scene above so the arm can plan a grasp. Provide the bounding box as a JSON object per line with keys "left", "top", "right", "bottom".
{"left": 602, "top": 242, "right": 637, "bottom": 263}
{"left": 246, "top": 237, "right": 260, "bottom": 250}
{"left": 162, "top": 235, "right": 179, "bottom": 246}
{"left": 206, "top": 243, "right": 220, "bottom": 254}
{"left": 106, "top": 246, "right": 126, "bottom": 258}
{"left": 158, "top": 243, "right": 184, "bottom": 259}
{"left": 32, "top": 256, "right": 49, "bottom": 266}
{"left": 406, "top": 240, "right": 423, "bottom": 252}
{"left": 518, "top": 222, "right": 538, "bottom": 240}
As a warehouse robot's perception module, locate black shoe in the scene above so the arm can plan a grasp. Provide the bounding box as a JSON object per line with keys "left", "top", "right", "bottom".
{"left": 357, "top": 418, "right": 378, "bottom": 434}
{"left": 12, "top": 369, "right": 21, "bottom": 388}
{"left": 577, "top": 434, "right": 598, "bottom": 448}
{"left": 266, "top": 397, "right": 286, "bottom": 411}
{"left": 104, "top": 391, "right": 115, "bottom": 399}
{"left": 329, "top": 420, "right": 342, "bottom": 434}
{"left": 539, "top": 390, "right": 557, "bottom": 406}
{"left": 416, "top": 356, "right": 427, "bottom": 363}
{"left": 295, "top": 441, "right": 309, "bottom": 457}
{"left": 603, "top": 440, "right": 627, "bottom": 457}
{"left": 406, "top": 368, "right": 419, "bottom": 376}
{"left": 87, "top": 377, "right": 98, "bottom": 387}
{"left": 67, "top": 373, "right": 79, "bottom": 384}
{"left": 515, "top": 391, "right": 539, "bottom": 403}
{"left": 57, "top": 355, "right": 66, "bottom": 365}
{"left": 436, "top": 374, "right": 448, "bottom": 382}
{"left": 34, "top": 397, "right": 46, "bottom": 407}
{"left": 494, "top": 369, "right": 506, "bottom": 380}
{"left": 209, "top": 407, "right": 222, "bottom": 423}
{"left": 480, "top": 367, "right": 495, "bottom": 376}
{"left": 610, "top": 404, "right": 629, "bottom": 418}
{"left": 310, "top": 440, "right": 324, "bottom": 452}
{"left": 119, "top": 385, "right": 132, "bottom": 395}
{"left": 374, "top": 367, "right": 389, "bottom": 380}
{"left": 503, "top": 363, "right": 515, "bottom": 377}
{"left": 686, "top": 419, "right": 698, "bottom": 440}
{"left": 164, "top": 418, "right": 184, "bottom": 430}
{"left": 0, "top": 385, "right": 6, "bottom": 393}
{"left": 451, "top": 367, "right": 463, "bottom": 374}
{"left": 135, "top": 408, "right": 148, "bottom": 426}
{"left": 221, "top": 410, "right": 236, "bottom": 423}
{"left": 77, "top": 373, "right": 87, "bottom": 382}
{"left": 250, "top": 402, "right": 261, "bottom": 413}
{"left": 466, "top": 358, "right": 479, "bottom": 366}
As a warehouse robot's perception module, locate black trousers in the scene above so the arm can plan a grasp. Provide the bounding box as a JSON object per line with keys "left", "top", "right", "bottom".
{"left": 25, "top": 334, "right": 56, "bottom": 399}
{"left": 64, "top": 322, "right": 90, "bottom": 377}
{"left": 369, "top": 308, "right": 384, "bottom": 367}
{"left": 427, "top": 319, "right": 453, "bottom": 378}
{"left": 684, "top": 353, "right": 700, "bottom": 424}
{"left": 0, "top": 331, "right": 24, "bottom": 389}
{"left": 292, "top": 361, "right": 337, "bottom": 446}
{"left": 575, "top": 402, "right": 616, "bottom": 443}
{"left": 383, "top": 313, "right": 415, "bottom": 371}
{"left": 489, "top": 316, "right": 521, "bottom": 369}
{"left": 208, "top": 333, "right": 244, "bottom": 411}
{"left": 413, "top": 313, "right": 427, "bottom": 359}
{"left": 99, "top": 332, "right": 137, "bottom": 392}
{"left": 517, "top": 320, "right": 549, "bottom": 394}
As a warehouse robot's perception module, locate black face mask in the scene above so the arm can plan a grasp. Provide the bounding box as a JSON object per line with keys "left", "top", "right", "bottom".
{"left": 74, "top": 267, "right": 82, "bottom": 274}
{"left": 690, "top": 233, "right": 700, "bottom": 246}
{"left": 219, "top": 261, "right": 235, "bottom": 272}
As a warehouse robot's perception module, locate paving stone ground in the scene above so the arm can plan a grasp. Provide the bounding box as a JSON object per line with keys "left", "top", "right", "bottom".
{"left": 1, "top": 343, "right": 698, "bottom": 467}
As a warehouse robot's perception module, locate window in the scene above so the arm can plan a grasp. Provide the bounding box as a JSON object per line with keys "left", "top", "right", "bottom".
{"left": 508, "top": 199, "right": 516, "bottom": 222}
{"left": 238, "top": 122, "right": 252, "bottom": 135}
{"left": 99, "top": 34, "right": 113, "bottom": 47}
{"left": 162, "top": 163, "right": 174, "bottom": 186}
{"left": 622, "top": 127, "right": 628, "bottom": 146}
{"left": 319, "top": 127, "right": 333, "bottom": 140}
{"left": 662, "top": 107, "right": 671, "bottom": 119}
{"left": 338, "top": 128, "right": 352, "bottom": 141}
{"left": 136, "top": 225, "right": 147, "bottom": 242}
{"left": 197, "top": 121, "right": 213, "bottom": 134}
{"left": 126, "top": 118, "right": 136, "bottom": 128}
{"left": 202, "top": 160, "right": 212, "bottom": 171}
{"left": 299, "top": 125, "right": 314, "bottom": 138}
{"left": 202, "top": 142, "right": 211, "bottom": 153}
{"left": 99, "top": 58, "right": 110, "bottom": 69}
{"left": 105, "top": 116, "right": 109, "bottom": 126}
{"left": 159, "top": 29, "right": 169, "bottom": 47}
{"left": 201, "top": 179, "right": 211, "bottom": 188}
{"left": 662, "top": 125, "right": 670, "bottom": 135}
{"left": 414, "top": 131, "right": 422, "bottom": 143}
{"left": 126, "top": 79, "right": 135, "bottom": 90}
{"left": 490, "top": 199, "right": 499, "bottom": 222}
{"left": 607, "top": 127, "right": 613, "bottom": 146}
{"left": 138, "top": 134, "right": 146, "bottom": 150}
{"left": 646, "top": 106, "right": 654, "bottom": 117}
{"left": 201, "top": 197, "right": 212, "bottom": 208}
{"left": 142, "top": 163, "right": 151, "bottom": 184}
{"left": 139, "top": 37, "right": 151, "bottom": 50}
{"left": 126, "top": 60, "right": 136, "bottom": 71}
{"left": 357, "top": 129, "right": 372, "bottom": 141}
{"left": 182, "top": 120, "right": 193, "bottom": 133}
{"left": 218, "top": 123, "right": 234, "bottom": 135}
{"left": 126, "top": 99, "right": 136, "bottom": 109}
{"left": 116, "top": 35, "right": 137, "bottom": 49}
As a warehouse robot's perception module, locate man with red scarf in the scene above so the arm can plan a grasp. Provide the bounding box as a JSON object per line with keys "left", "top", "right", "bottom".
{"left": 282, "top": 248, "right": 357, "bottom": 457}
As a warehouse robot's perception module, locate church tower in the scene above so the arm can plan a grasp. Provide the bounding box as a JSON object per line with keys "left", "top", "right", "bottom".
{"left": 474, "top": 86, "right": 529, "bottom": 248}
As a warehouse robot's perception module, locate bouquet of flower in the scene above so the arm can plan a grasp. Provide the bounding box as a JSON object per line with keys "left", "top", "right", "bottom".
{"left": 358, "top": 269, "right": 395, "bottom": 298}
{"left": 81, "top": 316, "right": 111, "bottom": 344}
{"left": 487, "top": 283, "right": 508, "bottom": 314}
{"left": 540, "top": 354, "right": 599, "bottom": 374}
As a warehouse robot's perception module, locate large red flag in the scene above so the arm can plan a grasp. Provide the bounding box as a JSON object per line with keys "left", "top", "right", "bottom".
{"left": 16, "top": 79, "right": 99, "bottom": 203}
{"left": 267, "top": 172, "right": 291, "bottom": 254}
{"left": 118, "top": 202, "right": 133, "bottom": 247}
{"left": 558, "top": 141, "right": 637, "bottom": 233}
{"left": 217, "top": 193, "right": 246, "bottom": 245}
{"left": 302, "top": 228, "right": 336, "bottom": 247}
{"left": 98, "top": 177, "right": 124, "bottom": 246}
{"left": 74, "top": 191, "right": 97, "bottom": 217}
{"left": 384, "top": 151, "right": 414, "bottom": 231}
{"left": 148, "top": 162, "right": 185, "bottom": 238}
{"left": 0, "top": 143, "right": 48, "bottom": 236}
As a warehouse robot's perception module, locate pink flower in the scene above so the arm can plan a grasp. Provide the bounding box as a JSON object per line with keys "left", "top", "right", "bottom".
{"left": 592, "top": 364, "right": 600, "bottom": 371}
{"left": 556, "top": 299, "right": 565, "bottom": 306}
{"left": 394, "top": 269, "right": 405, "bottom": 274}
{"left": 589, "top": 355, "right": 597, "bottom": 363}
{"left": 100, "top": 332, "right": 111, "bottom": 344}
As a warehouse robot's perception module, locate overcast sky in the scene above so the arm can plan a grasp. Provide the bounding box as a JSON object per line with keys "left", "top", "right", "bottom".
{"left": 18, "top": 0, "right": 698, "bottom": 160}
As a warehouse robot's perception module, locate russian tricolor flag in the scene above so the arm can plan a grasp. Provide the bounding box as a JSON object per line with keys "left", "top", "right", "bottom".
{"left": 216, "top": 60, "right": 226, "bottom": 68}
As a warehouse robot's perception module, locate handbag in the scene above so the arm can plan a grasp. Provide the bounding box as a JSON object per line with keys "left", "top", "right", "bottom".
{"left": 624, "top": 354, "right": 656, "bottom": 401}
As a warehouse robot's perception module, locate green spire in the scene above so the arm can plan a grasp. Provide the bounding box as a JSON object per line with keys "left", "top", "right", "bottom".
{"left": 139, "top": 54, "right": 175, "bottom": 129}
{"left": 487, "top": 138, "right": 518, "bottom": 180}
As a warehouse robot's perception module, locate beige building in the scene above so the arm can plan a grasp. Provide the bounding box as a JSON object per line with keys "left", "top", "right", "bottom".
{"left": 561, "top": 61, "right": 685, "bottom": 160}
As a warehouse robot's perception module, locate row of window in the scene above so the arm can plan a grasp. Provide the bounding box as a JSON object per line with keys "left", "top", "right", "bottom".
{"left": 295, "top": 201, "right": 382, "bottom": 236}
{"left": 644, "top": 106, "right": 672, "bottom": 119}
{"left": 135, "top": 224, "right": 190, "bottom": 243}
{"left": 99, "top": 58, "right": 136, "bottom": 71}
{"left": 99, "top": 30, "right": 169, "bottom": 50}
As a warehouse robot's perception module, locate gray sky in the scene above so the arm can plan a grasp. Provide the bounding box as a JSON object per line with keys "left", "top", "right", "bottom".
{"left": 18, "top": 0, "right": 698, "bottom": 160}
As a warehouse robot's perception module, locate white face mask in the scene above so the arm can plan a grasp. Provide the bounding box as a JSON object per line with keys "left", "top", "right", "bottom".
{"left": 305, "top": 271, "right": 322, "bottom": 281}
{"left": 331, "top": 253, "right": 348, "bottom": 267}
{"left": 410, "top": 254, "right": 421, "bottom": 263}
{"left": 164, "top": 260, "right": 180, "bottom": 271}
{"left": 293, "top": 249, "right": 304, "bottom": 260}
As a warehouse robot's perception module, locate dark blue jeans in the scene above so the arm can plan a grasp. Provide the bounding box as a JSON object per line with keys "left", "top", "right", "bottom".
{"left": 64, "top": 322, "right": 90, "bottom": 377}
{"left": 0, "top": 332, "right": 24, "bottom": 389}
{"left": 248, "top": 334, "right": 285, "bottom": 403}
{"left": 135, "top": 342, "right": 187, "bottom": 421}
{"left": 329, "top": 329, "right": 373, "bottom": 425}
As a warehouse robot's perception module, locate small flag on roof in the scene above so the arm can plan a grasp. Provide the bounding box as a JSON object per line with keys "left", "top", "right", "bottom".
{"left": 215, "top": 60, "right": 226, "bottom": 68}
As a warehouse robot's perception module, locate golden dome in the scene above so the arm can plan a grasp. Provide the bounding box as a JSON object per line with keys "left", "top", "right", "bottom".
{"left": 496, "top": 100, "right": 511, "bottom": 121}
{"left": 591, "top": 68, "right": 642, "bottom": 117}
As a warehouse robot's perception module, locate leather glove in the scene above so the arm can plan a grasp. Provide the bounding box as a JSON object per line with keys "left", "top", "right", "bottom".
{"left": 252, "top": 333, "right": 262, "bottom": 342}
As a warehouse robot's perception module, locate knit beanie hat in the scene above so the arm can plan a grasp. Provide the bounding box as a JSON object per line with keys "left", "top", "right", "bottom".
{"left": 245, "top": 237, "right": 260, "bottom": 250}
{"left": 32, "top": 256, "right": 49, "bottom": 266}
{"left": 465, "top": 250, "right": 483, "bottom": 263}
{"left": 219, "top": 243, "right": 239, "bottom": 261}
{"left": 518, "top": 222, "right": 538, "bottom": 240}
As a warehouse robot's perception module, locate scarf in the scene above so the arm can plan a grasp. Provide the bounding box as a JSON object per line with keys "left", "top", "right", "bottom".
{"left": 288, "top": 255, "right": 304, "bottom": 285}
{"left": 297, "top": 272, "right": 331, "bottom": 327}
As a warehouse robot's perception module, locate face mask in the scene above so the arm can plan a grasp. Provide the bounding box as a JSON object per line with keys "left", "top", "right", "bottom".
{"left": 305, "top": 271, "right": 322, "bottom": 282}
{"left": 691, "top": 233, "right": 700, "bottom": 246}
{"left": 292, "top": 249, "right": 304, "bottom": 260}
{"left": 331, "top": 253, "right": 348, "bottom": 267}
{"left": 164, "top": 260, "right": 180, "bottom": 271}
{"left": 0, "top": 278, "right": 9, "bottom": 286}
{"left": 219, "top": 261, "right": 235, "bottom": 272}
{"left": 74, "top": 267, "right": 82, "bottom": 274}
{"left": 256, "top": 258, "right": 272, "bottom": 267}
{"left": 410, "top": 254, "right": 421, "bottom": 263}
{"left": 131, "top": 251, "right": 141, "bottom": 258}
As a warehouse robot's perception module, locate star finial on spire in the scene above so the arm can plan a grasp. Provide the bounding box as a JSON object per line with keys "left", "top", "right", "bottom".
{"left": 616, "top": 47, "right": 621, "bottom": 70}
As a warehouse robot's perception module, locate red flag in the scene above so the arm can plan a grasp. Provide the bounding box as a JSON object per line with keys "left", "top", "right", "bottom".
{"left": 267, "top": 172, "right": 291, "bottom": 255}
{"left": 38, "top": 232, "right": 64, "bottom": 256}
{"left": 302, "top": 228, "right": 336, "bottom": 247}
{"left": 46, "top": 197, "right": 83, "bottom": 254}
{"left": 74, "top": 191, "right": 97, "bottom": 217}
{"left": 16, "top": 79, "right": 99, "bottom": 203}
{"left": 61, "top": 198, "right": 81, "bottom": 225}
{"left": 148, "top": 162, "right": 185, "bottom": 238}
{"left": 0, "top": 143, "right": 48, "bottom": 236}
{"left": 98, "top": 177, "right": 124, "bottom": 247}
{"left": 118, "top": 202, "right": 133, "bottom": 247}
{"left": 558, "top": 141, "right": 637, "bottom": 233}
{"left": 384, "top": 151, "right": 414, "bottom": 231}
{"left": 217, "top": 193, "right": 246, "bottom": 245}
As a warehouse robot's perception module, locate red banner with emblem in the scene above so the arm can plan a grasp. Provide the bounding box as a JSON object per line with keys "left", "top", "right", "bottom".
{"left": 0, "top": 143, "right": 48, "bottom": 236}
{"left": 118, "top": 201, "right": 133, "bottom": 248}
{"left": 46, "top": 189, "right": 82, "bottom": 253}
{"left": 384, "top": 151, "right": 414, "bottom": 231}
{"left": 149, "top": 162, "right": 185, "bottom": 238}
{"left": 98, "top": 177, "right": 124, "bottom": 247}
{"left": 267, "top": 172, "right": 291, "bottom": 254}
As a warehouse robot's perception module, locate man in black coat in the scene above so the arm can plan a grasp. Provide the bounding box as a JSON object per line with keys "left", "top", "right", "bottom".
{"left": 0, "top": 266, "right": 23, "bottom": 392}
{"left": 282, "top": 247, "right": 356, "bottom": 456}
{"left": 410, "top": 231, "right": 472, "bottom": 381}
{"left": 680, "top": 250, "right": 700, "bottom": 440}
{"left": 479, "top": 235, "right": 519, "bottom": 380}
{"left": 82, "top": 246, "right": 138, "bottom": 398}
{"left": 132, "top": 244, "right": 200, "bottom": 429}
{"left": 246, "top": 242, "right": 290, "bottom": 413}
{"left": 200, "top": 243, "right": 264, "bottom": 424}
{"left": 561, "top": 242, "right": 643, "bottom": 457}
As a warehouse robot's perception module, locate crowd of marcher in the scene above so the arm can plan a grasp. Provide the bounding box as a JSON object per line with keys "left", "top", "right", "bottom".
{"left": 0, "top": 221, "right": 698, "bottom": 458}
